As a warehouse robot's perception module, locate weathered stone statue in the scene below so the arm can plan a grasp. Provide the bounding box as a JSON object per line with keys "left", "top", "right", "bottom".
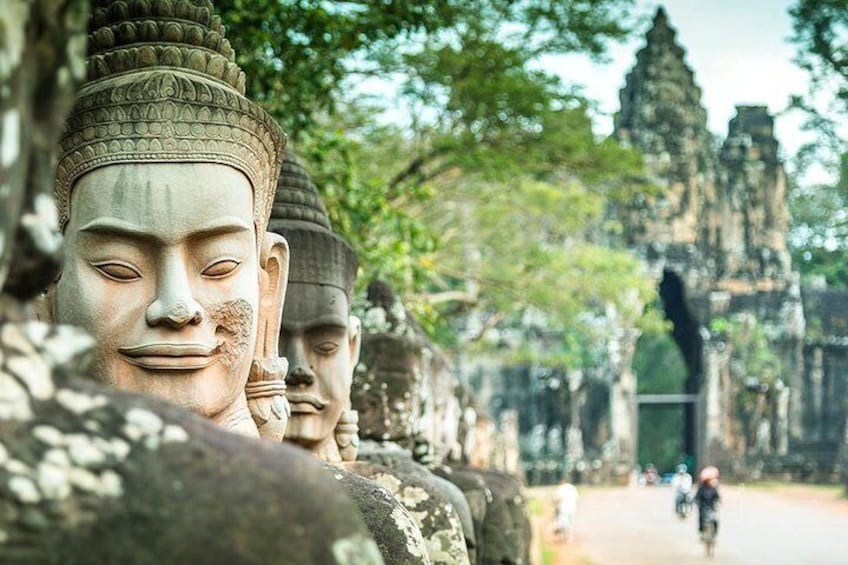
{"left": 0, "top": 2, "right": 382, "bottom": 562}
{"left": 416, "top": 372, "right": 488, "bottom": 565}
{"left": 50, "top": 0, "right": 290, "bottom": 440}
{"left": 414, "top": 339, "right": 532, "bottom": 565}
{"left": 269, "top": 153, "right": 429, "bottom": 563}
{"left": 351, "top": 280, "right": 476, "bottom": 565}
{"left": 450, "top": 396, "right": 532, "bottom": 564}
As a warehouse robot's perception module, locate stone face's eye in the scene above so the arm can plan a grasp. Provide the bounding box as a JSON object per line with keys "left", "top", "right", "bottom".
{"left": 314, "top": 341, "right": 339, "bottom": 355}
{"left": 202, "top": 258, "right": 241, "bottom": 278}
{"left": 92, "top": 261, "right": 142, "bottom": 282}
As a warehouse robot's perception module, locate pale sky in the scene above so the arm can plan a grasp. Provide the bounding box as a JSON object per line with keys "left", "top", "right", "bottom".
{"left": 541, "top": 0, "right": 813, "bottom": 169}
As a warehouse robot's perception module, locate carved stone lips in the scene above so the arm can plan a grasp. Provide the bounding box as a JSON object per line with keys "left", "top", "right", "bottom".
{"left": 118, "top": 342, "right": 220, "bottom": 371}
{"left": 286, "top": 392, "right": 328, "bottom": 414}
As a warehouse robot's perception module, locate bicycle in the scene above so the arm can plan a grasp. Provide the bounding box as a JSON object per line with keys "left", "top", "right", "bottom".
{"left": 542, "top": 507, "right": 574, "bottom": 543}
{"left": 701, "top": 507, "right": 718, "bottom": 558}
{"left": 675, "top": 491, "right": 692, "bottom": 519}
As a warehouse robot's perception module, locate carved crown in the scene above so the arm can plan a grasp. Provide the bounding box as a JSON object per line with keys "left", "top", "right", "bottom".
{"left": 55, "top": 0, "right": 286, "bottom": 231}
{"left": 268, "top": 153, "right": 358, "bottom": 299}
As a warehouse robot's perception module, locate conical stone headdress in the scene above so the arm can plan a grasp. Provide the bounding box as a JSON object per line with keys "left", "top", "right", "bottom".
{"left": 268, "top": 153, "right": 357, "bottom": 299}
{"left": 55, "top": 0, "right": 286, "bottom": 231}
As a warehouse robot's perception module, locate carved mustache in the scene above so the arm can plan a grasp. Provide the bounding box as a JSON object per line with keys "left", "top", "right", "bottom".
{"left": 286, "top": 392, "right": 328, "bottom": 410}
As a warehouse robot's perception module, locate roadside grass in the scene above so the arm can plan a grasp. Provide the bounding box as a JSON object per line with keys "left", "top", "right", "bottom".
{"left": 528, "top": 496, "right": 543, "bottom": 517}
{"left": 528, "top": 486, "right": 595, "bottom": 565}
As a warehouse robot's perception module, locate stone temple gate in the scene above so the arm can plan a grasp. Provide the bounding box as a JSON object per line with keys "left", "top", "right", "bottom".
{"left": 463, "top": 8, "right": 848, "bottom": 484}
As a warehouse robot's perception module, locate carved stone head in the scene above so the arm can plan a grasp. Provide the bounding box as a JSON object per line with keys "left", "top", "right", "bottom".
{"left": 51, "top": 0, "right": 289, "bottom": 439}
{"left": 268, "top": 153, "right": 360, "bottom": 462}
{"left": 352, "top": 280, "right": 425, "bottom": 444}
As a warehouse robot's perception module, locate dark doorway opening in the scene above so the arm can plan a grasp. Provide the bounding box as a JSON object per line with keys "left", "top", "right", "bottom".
{"left": 632, "top": 269, "right": 703, "bottom": 472}
{"left": 658, "top": 269, "right": 702, "bottom": 462}
{"left": 637, "top": 403, "right": 686, "bottom": 473}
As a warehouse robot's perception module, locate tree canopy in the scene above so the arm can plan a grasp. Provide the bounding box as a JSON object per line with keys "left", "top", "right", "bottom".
{"left": 788, "top": 0, "right": 848, "bottom": 287}
{"left": 218, "top": 0, "right": 656, "bottom": 363}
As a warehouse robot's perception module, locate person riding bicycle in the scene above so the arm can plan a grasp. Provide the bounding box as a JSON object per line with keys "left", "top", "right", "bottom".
{"left": 694, "top": 466, "right": 721, "bottom": 538}
{"left": 671, "top": 464, "right": 693, "bottom": 517}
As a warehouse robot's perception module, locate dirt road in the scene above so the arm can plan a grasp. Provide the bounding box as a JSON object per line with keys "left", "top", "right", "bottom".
{"left": 530, "top": 483, "right": 848, "bottom": 565}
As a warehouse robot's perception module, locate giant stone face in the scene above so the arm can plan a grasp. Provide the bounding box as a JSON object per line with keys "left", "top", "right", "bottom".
{"left": 353, "top": 334, "right": 422, "bottom": 442}
{"left": 281, "top": 282, "right": 359, "bottom": 453}
{"left": 54, "top": 162, "right": 261, "bottom": 427}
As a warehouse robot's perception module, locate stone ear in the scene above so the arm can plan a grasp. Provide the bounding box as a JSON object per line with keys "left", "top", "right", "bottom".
{"left": 258, "top": 232, "right": 289, "bottom": 359}
{"left": 348, "top": 314, "right": 362, "bottom": 371}
{"left": 33, "top": 284, "right": 56, "bottom": 323}
{"left": 246, "top": 232, "right": 291, "bottom": 442}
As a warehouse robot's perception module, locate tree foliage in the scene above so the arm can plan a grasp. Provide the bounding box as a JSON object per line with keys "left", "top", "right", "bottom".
{"left": 788, "top": 0, "right": 848, "bottom": 287}
{"left": 219, "top": 0, "right": 654, "bottom": 352}
{"left": 790, "top": 0, "right": 848, "bottom": 103}
{"left": 789, "top": 155, "right": 848, "bottom": 286}
{"left": 218, "top": 0, "right": 636, "bottom": 137}
{"left": 217, "top": 0, "right": 461, "bottom": 136}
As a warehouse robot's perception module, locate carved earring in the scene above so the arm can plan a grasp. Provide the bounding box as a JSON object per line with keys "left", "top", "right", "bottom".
{"left": 246, "top": 357, "right": 290, "bottom": 442}
{"left": 335, "top": 409, "right": 360, "bottom": 462}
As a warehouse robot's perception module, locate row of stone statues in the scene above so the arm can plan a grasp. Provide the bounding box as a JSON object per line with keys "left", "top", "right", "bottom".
{"left": 0, "top": 1, "right": 528, "bottom": 562}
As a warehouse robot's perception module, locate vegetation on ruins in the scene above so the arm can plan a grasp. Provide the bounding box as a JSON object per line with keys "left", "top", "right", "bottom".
{"left": 710, "top": 314, "right": 784, "bottom": 452}
{"left": 218, "top": 0, "right": 657, "bottom": 363}
{"left": 788, "top": 0, "right": 848, "bottom": 287}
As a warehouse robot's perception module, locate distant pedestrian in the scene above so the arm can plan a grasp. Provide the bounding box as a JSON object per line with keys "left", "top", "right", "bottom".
{"left": 554, "top": 478, "right": 579, "bottom": 541}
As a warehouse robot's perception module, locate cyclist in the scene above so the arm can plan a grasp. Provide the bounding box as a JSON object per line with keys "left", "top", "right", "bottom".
{"left": 694, "top": 466, "right": 720, "bottom": 538}
{"left": 671, "top": 464, "right": 693, "bottom": 517}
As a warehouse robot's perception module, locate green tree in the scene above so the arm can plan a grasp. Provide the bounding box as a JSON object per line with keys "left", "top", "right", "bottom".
{"left": 789, "top": 155, "right": 848, "bottom": 287}
{"left": 219, "top": 0, "right": 654, "bottom": 349}
{"left": 218, "top": 0, "right": 636, "bottom": 138}
{"left": 788, "top": 0, "right": 848, "bottom": 286}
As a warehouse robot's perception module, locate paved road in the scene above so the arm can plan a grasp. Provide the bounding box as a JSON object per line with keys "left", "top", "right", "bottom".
{"left": 541, "top": 484, "right": 848, "bottom": 565}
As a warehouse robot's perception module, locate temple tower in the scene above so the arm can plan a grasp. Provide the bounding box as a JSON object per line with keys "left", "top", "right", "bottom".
{"left": 717, "top": 105, "right": 791, "bottom": 280}
{"left": 615, "top": 7, "right": 717, "bottom": 258}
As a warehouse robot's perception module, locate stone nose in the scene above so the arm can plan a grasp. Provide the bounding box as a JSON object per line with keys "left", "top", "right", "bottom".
{"left": 145, "top": 256, "right": 204, "bottom": 328}
{"left": 286, "top": 365, "right": 316, "bottom": 387}
{"left": 146, "top": 299, "right": 203, "bottom": 328}
{"left": 284, "top": 339, "right": 315, "bottom": 386}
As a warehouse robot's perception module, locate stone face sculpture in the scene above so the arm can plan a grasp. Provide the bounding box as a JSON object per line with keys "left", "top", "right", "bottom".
{"left": 0, "top": 3, "right": 382, "bottom": 562}
{"left": 50, "top": 0, "right": 289, "bottom": 440}
{"left": 354, "top": 332, "right": 423, "bottom": 447}
{"left": 269, "top": 154, "right": 429, "bottom": 563}
{"left": 352, "top": 280, "right": 476, "bottom": 565}
{"left": 475, "top": 469, "right": 532, "bottom": 565}
{"left": 269, "top": 154, "right": 360, "bottom": 462}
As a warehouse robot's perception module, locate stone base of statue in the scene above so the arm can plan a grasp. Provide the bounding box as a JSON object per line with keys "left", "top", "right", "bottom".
{"left": 349, "top": 440, "right": 473, "bottom": 565}
{"left": 432, "top": 465, "right": 491, "bottom": 564}
{"left": 324, "top": 462, "right": 430, "bottom": 563}
{"left": 474, "top": 469, "right": 532, "bottom": 565}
